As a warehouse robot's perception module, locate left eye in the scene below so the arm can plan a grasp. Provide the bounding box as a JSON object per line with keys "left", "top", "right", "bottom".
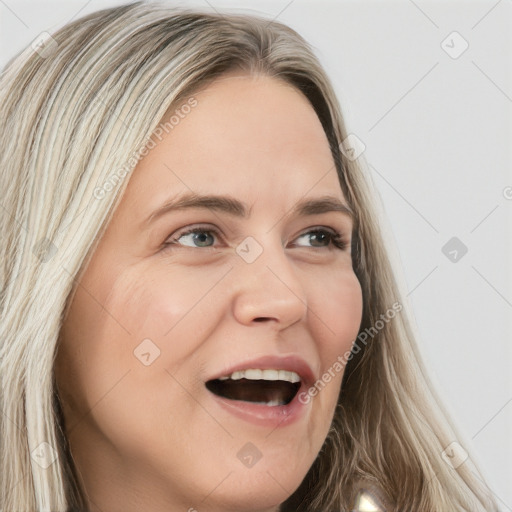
{"left": 164, "top": 226, "right": 348, "bottom": 251}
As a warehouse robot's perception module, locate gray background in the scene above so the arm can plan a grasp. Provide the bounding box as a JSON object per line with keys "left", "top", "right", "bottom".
{"left": 1, "top": 0, "right": 510, "bottom": 507}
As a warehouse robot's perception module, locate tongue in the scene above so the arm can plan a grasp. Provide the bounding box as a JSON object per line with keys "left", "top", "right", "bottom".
{"left": 206, "top": 378, "right": 300, "bottom": 405}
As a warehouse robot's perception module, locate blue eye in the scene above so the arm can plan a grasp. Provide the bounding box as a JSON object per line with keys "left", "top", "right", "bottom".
{"left": 164, "top": 226, "right": 348, "bottom": 251}
{"left": 172, "top": 228, "right": 217, "bottom": 248}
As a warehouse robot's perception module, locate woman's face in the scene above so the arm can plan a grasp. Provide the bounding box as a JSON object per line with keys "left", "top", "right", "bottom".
{"left": 55, "top": 72, "right": 363, "bottom": 512}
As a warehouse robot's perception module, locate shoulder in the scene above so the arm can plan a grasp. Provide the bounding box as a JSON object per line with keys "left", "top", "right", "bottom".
{"left": 350, "top": 477, "right": 394, "bottom": 512}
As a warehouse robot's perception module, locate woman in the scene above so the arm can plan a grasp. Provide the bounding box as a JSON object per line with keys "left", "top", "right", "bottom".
{"left": 0, "top": 2, "right": 498, "bottom": 511}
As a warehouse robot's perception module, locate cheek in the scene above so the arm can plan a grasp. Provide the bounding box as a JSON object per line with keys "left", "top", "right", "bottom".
{"left": 62, "top": 262, "right": 229, "bottom": 396}
{"left": 57, "top": 267, "right": 218, "bottom": 455}
{"left": 312, "top": 267, "right": 363, "bottom": 352}
{"left": 122, "top": 265, "right": 231, "bottom": 367}
{"left": 306, "top": 268, "right": 362, "bottom": 401}
{"left": 56, "top": 276, "right": 137, "bottom": 419}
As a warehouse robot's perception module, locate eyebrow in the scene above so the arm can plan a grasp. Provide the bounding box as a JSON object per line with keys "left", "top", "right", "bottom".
{"left": 144, "top": 192, "right": 354, "bottom": 226}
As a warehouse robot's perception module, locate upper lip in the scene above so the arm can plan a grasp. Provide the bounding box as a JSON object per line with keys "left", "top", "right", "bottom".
{"left": 206, "top": 355, "right": 317, "bottom": 386}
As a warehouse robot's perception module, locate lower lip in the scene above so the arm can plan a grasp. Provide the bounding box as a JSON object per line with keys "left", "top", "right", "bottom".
{"left": 206, "top": 384, "right": 310, "bottom": 428}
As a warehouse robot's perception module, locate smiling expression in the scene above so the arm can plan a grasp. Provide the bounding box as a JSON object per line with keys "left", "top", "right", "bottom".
{"left": 55, "top": 71, "right": 363, "bottom": 512}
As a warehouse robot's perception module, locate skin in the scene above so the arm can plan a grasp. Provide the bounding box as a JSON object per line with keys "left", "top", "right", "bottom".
{"left": 55, "top": 71, "right": 363, "bottom": 512}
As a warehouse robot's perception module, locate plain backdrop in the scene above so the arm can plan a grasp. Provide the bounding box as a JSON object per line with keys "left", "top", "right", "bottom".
{"left": 1, "top": 0, "right": 511, "bottom": 507}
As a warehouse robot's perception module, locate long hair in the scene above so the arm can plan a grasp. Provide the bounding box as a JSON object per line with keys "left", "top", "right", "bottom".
{"left": 0, "top": 2, "right": 497, "bottom": 511}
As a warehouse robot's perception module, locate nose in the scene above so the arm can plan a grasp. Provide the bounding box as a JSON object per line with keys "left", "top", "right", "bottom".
{"left": 231, "top": 237, "right": 308, "bottom": 329}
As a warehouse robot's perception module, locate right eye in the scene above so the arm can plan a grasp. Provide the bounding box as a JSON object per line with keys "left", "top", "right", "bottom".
{"left": 163, "top": 226, "right": 221, "bottom": 250}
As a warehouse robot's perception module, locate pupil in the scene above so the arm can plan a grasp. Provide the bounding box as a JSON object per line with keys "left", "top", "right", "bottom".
{"left": 194, "top": 232, "right": 212, "bottom": 246}
{"left": 312, "top": 232, "right": 326, "bottom": 246}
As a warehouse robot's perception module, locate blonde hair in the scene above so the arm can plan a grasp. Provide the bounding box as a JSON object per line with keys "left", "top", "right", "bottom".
{"left": 0, "top": 2, "right": 497, "bottom": 511}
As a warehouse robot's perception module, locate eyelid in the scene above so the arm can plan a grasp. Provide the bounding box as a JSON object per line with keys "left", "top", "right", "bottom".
{"left": 165, "top": 223, "right": 224, "bottom": 245}
{"left": 164, "top": 223, "right": 350, "bottom": 250}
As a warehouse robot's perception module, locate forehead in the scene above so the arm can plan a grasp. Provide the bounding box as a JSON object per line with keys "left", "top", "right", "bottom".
{"left": 119, "top": 72, "right": 346, "bottom": 222}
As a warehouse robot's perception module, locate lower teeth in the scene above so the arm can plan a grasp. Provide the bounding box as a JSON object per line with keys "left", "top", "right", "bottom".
{"left": 254, "top": 399, "right": 285, "bottom": 407}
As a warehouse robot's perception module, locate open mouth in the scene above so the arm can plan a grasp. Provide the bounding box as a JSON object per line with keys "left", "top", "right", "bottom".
{"left": 205, "top": 369, "right": 302, "bottom": 406}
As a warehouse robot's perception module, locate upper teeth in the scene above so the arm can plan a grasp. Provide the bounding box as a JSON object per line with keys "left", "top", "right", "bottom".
{"left": 218, "top": 369, "right": 301, "bottom": 383}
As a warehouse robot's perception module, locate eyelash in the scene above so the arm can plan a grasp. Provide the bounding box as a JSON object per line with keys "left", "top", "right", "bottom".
{"left": 163, "top": 225, "right": 349, "bottom": 252}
